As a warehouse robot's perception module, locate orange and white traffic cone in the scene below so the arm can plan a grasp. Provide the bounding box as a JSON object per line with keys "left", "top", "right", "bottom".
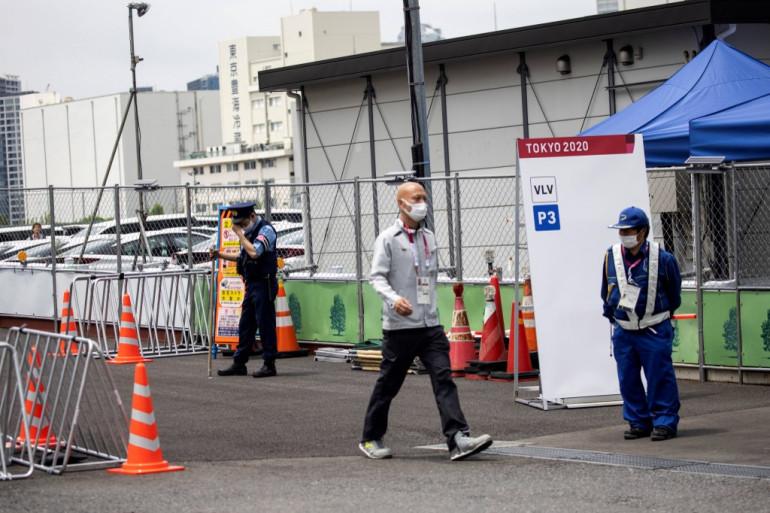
{"left": 58, "top": 290, "right": 79, "bottom": 356}
{"left": 448, "top": 283, "right": 476, "bottom": 377}
{"left": 107, "top": 293, "right": 151, "bottom": 365}
{"left": 478, "top": 286, "right": 505, "bottom": 362}
{"left": 489, "top": 273, "right": 505, "bottom": 336}
{"left": 521, "top": 278, "right": 539, "bottom": 353}
{"left": 18, "top": 348, "right": 57, "bottom": 447}
{"left": 108, "top": 363, "right": 184, "bottom": 475}
{"left": 275, "top": 279, "right": 309, "bottom": 357}
{"left": 489, "top": 303, "right": 538, "bottom": 382}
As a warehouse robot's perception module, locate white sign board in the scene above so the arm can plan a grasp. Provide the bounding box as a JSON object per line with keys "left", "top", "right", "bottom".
{"left": 517, "top": 134, "right": 651, "bottom": 404}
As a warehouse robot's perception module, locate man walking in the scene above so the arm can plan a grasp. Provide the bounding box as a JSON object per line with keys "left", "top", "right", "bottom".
{"left": 359, "top": 180, "right": 493, "bottom": 460}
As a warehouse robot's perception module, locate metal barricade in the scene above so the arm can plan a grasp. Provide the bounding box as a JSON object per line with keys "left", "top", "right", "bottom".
{"left": 0, "top": 341, "right": 34, "bottom": 480}
{"left": 71, "top": 269, "right": 212, "bottom": 359}
{"left": 5, "top": 327, "right": 128, "bottom": 474}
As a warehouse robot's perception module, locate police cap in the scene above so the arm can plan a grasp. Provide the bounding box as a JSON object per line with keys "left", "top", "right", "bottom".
{"left": 226, "top": 202, "right": 256, "bottom": 224}
{"left": 609, "top": 206, "right": 649, "bottom": 230}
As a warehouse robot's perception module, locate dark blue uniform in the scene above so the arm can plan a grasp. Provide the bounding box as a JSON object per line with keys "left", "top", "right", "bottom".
{"left": 601, "top": 241, "right": 682, "bottom": 433}
{"left": 233, "top": 218, "right": 278, "bottom": 366}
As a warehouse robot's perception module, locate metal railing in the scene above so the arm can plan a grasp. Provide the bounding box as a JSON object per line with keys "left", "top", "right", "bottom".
{"left": 3, "top": 327, "right": 128, "bottom": 474}
{"left": 0, "top": 341, "right": 34, "bottom": 480}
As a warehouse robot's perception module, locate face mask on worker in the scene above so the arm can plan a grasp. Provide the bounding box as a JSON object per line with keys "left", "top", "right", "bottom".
{"left": 620, "top": 232, "right": 641, "bottom": 249}
{"left": 403, "top": 200, "right": 428, "bottom": 222}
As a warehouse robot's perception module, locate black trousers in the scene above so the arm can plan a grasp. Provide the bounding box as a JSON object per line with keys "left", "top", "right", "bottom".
{"left": 233, "top": 278, "right": 277, "bottom": 366}
{"left": 362, "top": 325, "right": 469, "bottom": 449}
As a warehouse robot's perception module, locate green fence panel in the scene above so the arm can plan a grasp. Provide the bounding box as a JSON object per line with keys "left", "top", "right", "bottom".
{"left": 703, "top": 290, "right": 739, "bottom": 367}
{"left": 672, "top": 290, "right": 699, "bottom": 364}
{"left": 739, "top": 291, "right": 770, "bottom": 369}
{"left": 283, "top": 280, "right": 360, "bottom": 344}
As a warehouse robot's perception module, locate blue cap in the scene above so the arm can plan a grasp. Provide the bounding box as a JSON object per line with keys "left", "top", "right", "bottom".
{"left": 226, "top": 202, "right": 256, "bottom": 223}
{"left": 609, "top": 206, "right": 649, "bottom": 230}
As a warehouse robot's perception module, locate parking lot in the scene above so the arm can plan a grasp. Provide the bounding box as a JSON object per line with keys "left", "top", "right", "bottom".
{"left": 3, "top": 354, "right": 769, "bottom": 512}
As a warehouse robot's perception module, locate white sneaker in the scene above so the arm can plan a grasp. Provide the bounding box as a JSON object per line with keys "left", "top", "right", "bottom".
{"left": 358, "top": 439, "right": 393, "bottom": 459}
{"left": 449, "top": 432, "right": 493, "bottom": 461}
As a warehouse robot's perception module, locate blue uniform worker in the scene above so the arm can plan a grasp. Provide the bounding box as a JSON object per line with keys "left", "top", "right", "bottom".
{"left": 601, "top": 206, "right": 682, "bottom": 441}
{"left": 216, "top": 202, "right": 279, "bottom": 378}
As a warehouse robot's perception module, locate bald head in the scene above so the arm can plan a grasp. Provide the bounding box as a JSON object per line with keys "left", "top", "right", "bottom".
{"left": 396, "top": 181, "right": 426, "bottom": 205}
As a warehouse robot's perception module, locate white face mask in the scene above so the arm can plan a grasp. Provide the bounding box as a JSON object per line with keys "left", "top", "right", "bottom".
{"left": 620, "top": 234, "right": 640, "bottom": 249}
{"left": 403, "top": 200, "right": 428, "bottom": 222}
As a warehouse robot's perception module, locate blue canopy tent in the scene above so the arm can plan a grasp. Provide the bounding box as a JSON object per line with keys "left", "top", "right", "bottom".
{"left": 582, "top": 40, "right": 770, "bottom": 167}
{"left": 690, "top": 93, "right": 770, "bottom": 161}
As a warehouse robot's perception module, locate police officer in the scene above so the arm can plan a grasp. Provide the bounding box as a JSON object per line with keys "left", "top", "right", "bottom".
{"left": 602, "top": 206, "right": 682, "bottom": 441}
{"left": 359, "top": 181, "right": 493, "bottom": 460}
{"left": 213, "top": 202, "right": 279, "bottom": 378}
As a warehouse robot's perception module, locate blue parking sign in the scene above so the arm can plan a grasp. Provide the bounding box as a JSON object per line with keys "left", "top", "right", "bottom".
{"left": 533, "top": 204, "right": 561, "bottom": 231}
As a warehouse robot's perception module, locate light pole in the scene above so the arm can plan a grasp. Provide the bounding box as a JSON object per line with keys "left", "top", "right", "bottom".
{"left": 128, "top": 2, "right": 150, "bottom": 223}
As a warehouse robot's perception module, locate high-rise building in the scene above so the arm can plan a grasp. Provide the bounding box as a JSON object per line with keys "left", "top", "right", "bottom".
{"left": 187, "top": 74, "right": 219, "bottom": 91}
{"left": 174, "top": 9, "right": 383, "bottom": 208}
{"left": 0, "top": 75, "right": 29, "bottom": 224}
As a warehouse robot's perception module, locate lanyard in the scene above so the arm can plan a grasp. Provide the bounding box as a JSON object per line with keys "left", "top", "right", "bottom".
{"left": 621, "top": 244, "right": 645, "bottom": 284}
{"left": 404, "top": 226, "right": 429, "bottom": 273}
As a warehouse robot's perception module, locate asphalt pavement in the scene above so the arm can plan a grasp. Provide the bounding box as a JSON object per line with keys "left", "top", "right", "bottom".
{"left": 2, "top": 354, "right": 769, "bottom": 512}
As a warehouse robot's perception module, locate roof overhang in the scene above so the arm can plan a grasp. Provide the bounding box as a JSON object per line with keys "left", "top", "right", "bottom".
{"left": 259, "top": 0, "right": 770, "bottom": 91}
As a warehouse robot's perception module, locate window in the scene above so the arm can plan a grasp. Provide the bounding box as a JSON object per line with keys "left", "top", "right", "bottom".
{"left": 252, "top": 98, "right": 264, "bottom": 109}
{"left": 261, "top": 158, "right": 276, "bottom": 168}
{"left": 244, "top": 160, "right": 257, "bottom": 170}
{"left": 192, "top": 167, "right": 204, "bottom": 175}
{"left": 210, "top": 165, "right": 222, "bottom": 174}
{"left": 195, "top": 204, "right": 207, "bottom": 213}
{"left": 228, "top": 181, "right": 240, "bottom": 186}
{"left": 269, "top": 121, "right": 283, "bottom": 132}
{"left": 268, "top": 96, "right": 282, "bottom": 107}
{"left": 226, "top": 163, "right": 239, "bottom": 172}
{"left": 244, "top": 180, "right": 259, "bottom": 185}
{"left": 254, "top": 123, "right": 266, "bottom": 134}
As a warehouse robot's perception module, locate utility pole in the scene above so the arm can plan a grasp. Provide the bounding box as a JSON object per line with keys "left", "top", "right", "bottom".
{"left": 403, "top": 0, "right": 431, "bottom": 180}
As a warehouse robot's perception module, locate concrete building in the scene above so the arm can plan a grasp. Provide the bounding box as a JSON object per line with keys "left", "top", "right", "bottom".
{"left": 598, "top": 0, "right": 684, "bottom": 14}
{"left": 174, "top": 9, "right": 383, "bottom": 208}
{"left": 257, "top": 0, "right": 770, "bottom": 276}
{"left": 187, "top": 74, "right": 219, "bottom": 91}
{"left": 21, "top": 91, "right": 220, "bottom": 220}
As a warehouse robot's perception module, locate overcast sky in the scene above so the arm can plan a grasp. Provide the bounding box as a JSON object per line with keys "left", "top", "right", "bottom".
{"left": 1, "top": 0, "right": 597, "bottom": 99}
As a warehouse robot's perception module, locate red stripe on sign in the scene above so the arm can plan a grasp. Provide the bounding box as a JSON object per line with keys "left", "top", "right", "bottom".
{"left": 517, "top": 135, "right": 635, "bottom": 158}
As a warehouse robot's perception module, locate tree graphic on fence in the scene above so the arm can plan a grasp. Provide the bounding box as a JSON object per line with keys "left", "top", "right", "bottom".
{"left": 723, "top": 307, "right": 738, "bottom": 352}
{"left": 289, "top": 293, "right": 302, "bottom": 333}
{"left": 330, "top": 294, "right": 346, "bottom": 336}
{"left": 761, "top": 309, "right": 770, "bottom": 354}
{"left": 672, "top": 323, "right": 680, "bottom": 348}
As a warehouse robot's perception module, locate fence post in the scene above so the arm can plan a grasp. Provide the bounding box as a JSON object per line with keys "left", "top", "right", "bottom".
{"left": 453, "top": 173, "right": 463, "bottom": 282}
{"left": 730, "top": 168, "right": 743, "bottom": 384}
{"left": 48, "top": 185, "right": 58, "bottom": 332}
{"left": 353, "top": 178, "right": 365, "bottom": 343}
{"left": 114, "top": 185, "right": 124, "bottom": 323}
{"left": 692, "top": 172, "right": 706, "bottom": 383}
{"left": 264, "top": 181, "right": 272, "bottom": 222}
{"left": 186, "top": 184, "right": 197, "bottom": 348}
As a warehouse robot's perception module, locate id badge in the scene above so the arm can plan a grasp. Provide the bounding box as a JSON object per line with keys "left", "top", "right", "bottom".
{"left": 618, "top": 284, "right": 641, "bottom": 312}
{"left": 417, "top": 277, "right": 431, "bottom": 305}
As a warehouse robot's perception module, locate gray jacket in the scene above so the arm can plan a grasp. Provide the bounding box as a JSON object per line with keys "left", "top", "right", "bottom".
{"left": 370, "top": 219, "right": 440, "bottom": 331}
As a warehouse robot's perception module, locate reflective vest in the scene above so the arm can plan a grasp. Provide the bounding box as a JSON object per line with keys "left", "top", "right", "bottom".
{"left": 611, "top": 241, "right": 670, "bottom": 331}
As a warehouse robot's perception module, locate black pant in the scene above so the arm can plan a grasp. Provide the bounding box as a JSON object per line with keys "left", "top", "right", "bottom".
{"left": 362, "top": 325, "right": 469, "bottom": 450}
{"left": 234, "top": 278, "right": 277, "bottom": 366}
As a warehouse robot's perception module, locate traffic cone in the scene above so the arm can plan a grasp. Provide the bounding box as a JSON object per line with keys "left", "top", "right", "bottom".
{"left": 18, "top": 348, "right": 57, "bottom": 447}
{"left": 448, "top": 283, "right": 476, "bottom": 377}
{"left": 489, "top": 273, "right": 505, "bottom": 336}
{"left": 275, "top": 279, "right": 309, "bottom": 358}
{"left": 107, "top": 293, "right": 152, "bottom": 365}
{"left": 478, "top": 285, "right": 505, "bottom": 362}
{"left": 108, "top": 363, "right": 184, "bottom": 475}
{"left": 521, "top": 278, "right": 539, "bottom": 353}
{"left": 489, "top": 302, "right": 538, "bottom": 382}
{"left": 58, "top": 290, "right": 79, "bottom": 356}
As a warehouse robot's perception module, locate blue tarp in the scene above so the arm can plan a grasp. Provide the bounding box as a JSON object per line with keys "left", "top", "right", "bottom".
{"left": 582, "top": 40, "right": 770, "bottom": 167}
{"left": 690, "top": 93, "right": 770, "bottom": 162}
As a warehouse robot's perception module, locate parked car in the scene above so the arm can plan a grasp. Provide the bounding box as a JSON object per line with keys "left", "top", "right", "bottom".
{"left": 57, "top": 228, "right": 210, "bottom": 269}
{"left": 1, "top": 238, "right": 71, "bottom": 263}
